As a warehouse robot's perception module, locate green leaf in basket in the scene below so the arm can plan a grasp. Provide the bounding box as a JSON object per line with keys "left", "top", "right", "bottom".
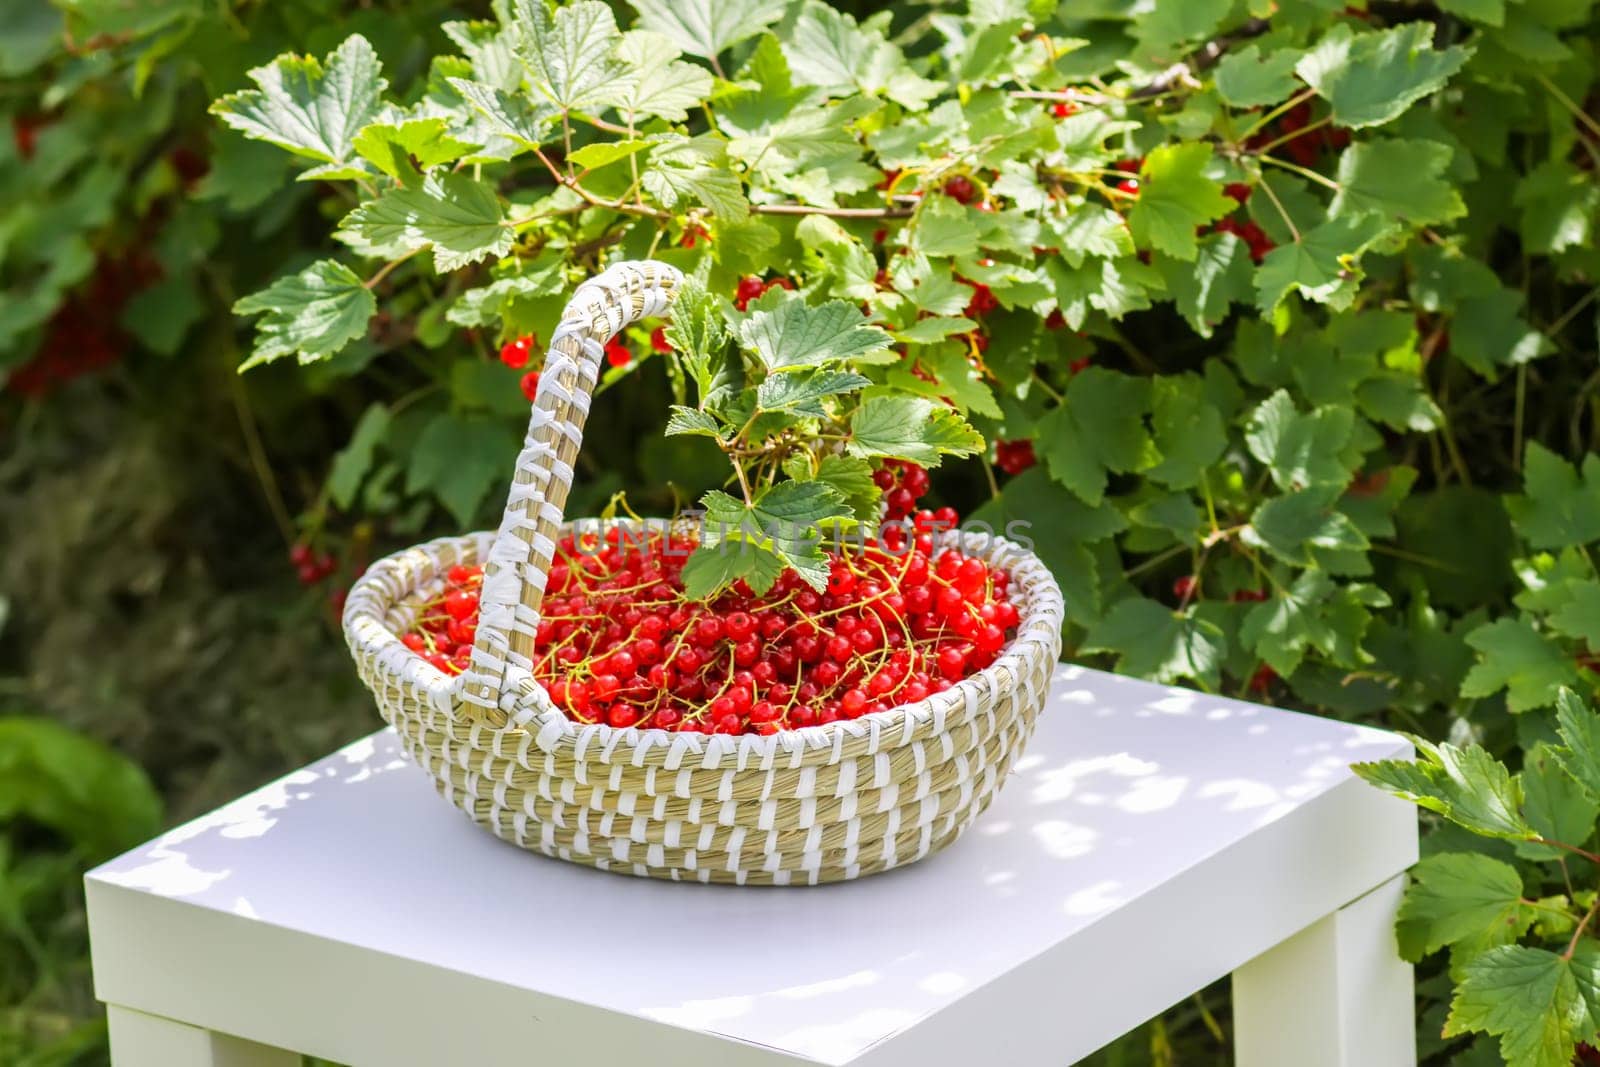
{"left": 695, "top": 481, "right": 850, "bottom": 593}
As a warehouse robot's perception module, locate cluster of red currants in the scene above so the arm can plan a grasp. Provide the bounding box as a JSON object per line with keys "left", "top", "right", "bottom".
{"left": 994, "top": 439, "right": 1036, "bottom": 476}
{"left": 289, "top": 543, "right": 338, "bottom": 586}
{"left": 400, "top": 521, "right": 1022, "bottom": 735}
{"left": 875, "top": 459, "right": 937, "bottom": 521}
{"left": 734, "top": 274, "right": 795, "bottom": 311}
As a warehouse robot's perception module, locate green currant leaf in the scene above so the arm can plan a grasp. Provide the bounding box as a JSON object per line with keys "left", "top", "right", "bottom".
{"left": 210, "top": 35, "right": 387, "bottom": 170}
{"left": 448, "top": 78, "right": 558, "bottom": 150}
{"left": 1082, "top": 597, "right": 1226, "bottom": 688}
{"left": 613, "top": 31, "right": 714, "bottom": 123}
{"left": 665, "top": 407, "right": 724, "bottom": 439}
{"left": 893, "top": 316, "right": 977, "bottom": 345}
{"left": 1127, "top": 143, "right": 1234, "bottom": 261}
{"left": 739, "top": 296, "right": 890, "bottom": 371}
{"left": 1461, "top": 618, "right": 1578, "bottom": 713}
{"left": 329, "top": 404, "right": 392, "bottom": 509}
{"left": 1437, "top": 0, "right": 1506, "bottom": 24}
{"left": 1354, "top": 736, "right": 1534, "bottom": 841}
{"left": 663, "top": 272, "right": 729, "bottom": 400}
{"left": 912, "top": 195, "right": 981, "bottom": 258}
{"left": 846, "top": 396, "right": 983, "bottom": 466}
{"left": 445, "top": 256, "right": 568, "bottom": 328}
{"left": 1332, "top": 139, "right": 1467, "bottom": 226}
{"left": 787, "top": 454, "right": 879, "bottom": 521}
{"left": 781, "top": 2, "right": 939, "bottom": 110}
{"left": 1549, "top": 582, "right": 1600, "bottom": 649}
{"left": 442, "top": 19, "right": 521, "bottom": 90}
{"left": 1145, "top": 373, "right": 1228, "bottom": 490}
{"left": 1554, "top": 688, "right": 1600, "bottom": 803}
{"left": 1518, "top": 742, "right": 1600, "bottom": 860}
{"left": 1035, "top": 368, "right": 1160, "bottom": 505}
{"left": 698, "top": 482, "right": 847, "bottom": 592}
{"left": 1244, "top": 389, "right": 1360, "bottom": 491}
{"left": 1514, "top": 160, "right": 1600, "bottom": 255}
{"left": 1134, "top": 0, "right": 1230, "bottom": 48}
{"left": 1047, "top": 203, "right": 1135, "bottom": 266}
{"left": 1254, "top": 213, "right": 1387, "bottom": 312}
{"left": 1213, "top": 44, "right": 1305, "bottom": 107}
{"left": 1395, "top": 853, "right": 1528, "bottom": 963}
{"left": 681, "top": 538, "right": 788, "bottom": 599}
{"left": 643, "top": 136, "right": 749, "bottom": 219}
{"left": 1244, "top": 487, "right": 1369, "bottom": 564}
{"left": 1444, "top": 944, "right": 1600, "bottom": 1067}
{"left": 1506, "top": 443, "right": 1600, "bottom": 550}
{"left": 1158, "top": 231, "right": 1255, "bottom": 338}
{"left": 1067, "top": 366, "right": 1160, "bottom": 474}
{"left": 339, "top": 172, "right": 511, "bottom": 272}
{"left": 233, "top": 260, "right": 375, "bottom": 370}
{"left": 755, "top": 368, "right": 872, "bottom": 415}
{"left": 351, "top": 118, "right": 479, "bottom": 180}
{"left": 1240, "top": 570, "right": 1342, "bottom": 677}
{"left": 628, "top": 0, "right": 786, "bottom": 61}
{"left": 514, "top": 0, "right": 630, "bottom": 113}
{"left": 1296, "top": 22, "right": 1471, "bottom": 129}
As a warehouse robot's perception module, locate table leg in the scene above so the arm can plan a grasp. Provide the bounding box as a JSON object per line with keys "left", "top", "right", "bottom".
{"left": 106, "top": 1005, "right": 301, "bottom": 1067}
{"left": 1232, "top": 874, "right": 1415, "bottom": 1067}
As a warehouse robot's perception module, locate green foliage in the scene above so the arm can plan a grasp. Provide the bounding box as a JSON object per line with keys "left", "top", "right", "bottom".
{"left": 1358, "top": 688, "right": 1600, "bottom": 1065}
{"left": 4, "top": 0, "right": 1600, "bottom": 1063}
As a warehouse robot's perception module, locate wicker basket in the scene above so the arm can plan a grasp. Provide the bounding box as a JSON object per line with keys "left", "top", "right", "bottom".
{"left": 343, "top": 260, "right": 1065, "bottom": 885}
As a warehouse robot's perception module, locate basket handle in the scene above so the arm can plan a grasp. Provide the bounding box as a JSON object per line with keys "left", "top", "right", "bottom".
{"left": 459, "top": 260, "right": 683, "bottom": 715}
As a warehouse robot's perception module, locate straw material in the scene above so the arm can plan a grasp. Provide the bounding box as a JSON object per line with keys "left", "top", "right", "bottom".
{"left": 343, "top": 260, "right": 1066, "bottom": 885}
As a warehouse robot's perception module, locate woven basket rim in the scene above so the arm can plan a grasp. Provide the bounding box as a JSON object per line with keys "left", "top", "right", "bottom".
{"left": 345, "top": 524, "right": 1064, "bottom": 757}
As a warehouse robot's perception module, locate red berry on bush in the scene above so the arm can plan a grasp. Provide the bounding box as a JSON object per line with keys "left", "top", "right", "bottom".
{"left": 604, "top": 336, "right": 631, "bottom": 368}
{"left": 650, "top": 326, "right": 671, "bottom": 354}
{"left": 1051, "top": 101, "right": 1076, "bottom": 119}
{"left": 943, "top": 174, "right": 977, "bottom": 204}
{"left": 500, "top": 334, "right": 535, "bottom": 369}
{"left": 1173, "top": 576, "right": 1196, "bottom": 600}
{"left": 995, "top": 439, "right": 1036, "bottom": 476}
{"left": 520, "top": 371, "right": 541, "bottom": 402}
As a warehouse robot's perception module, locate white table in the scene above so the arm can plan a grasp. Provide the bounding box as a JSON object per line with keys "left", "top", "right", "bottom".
{"left": 87, "top": 665, "right": 1418, "bottom": 1067}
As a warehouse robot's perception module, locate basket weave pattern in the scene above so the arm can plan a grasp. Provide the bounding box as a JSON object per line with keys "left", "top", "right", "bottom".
{"left": 344, "top": 261, "right": 1066, "bottom": 885}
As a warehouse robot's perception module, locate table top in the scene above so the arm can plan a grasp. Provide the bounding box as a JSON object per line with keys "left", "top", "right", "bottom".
{"left": 87, "top": 665, "right": 1416, "bottom": 1067}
